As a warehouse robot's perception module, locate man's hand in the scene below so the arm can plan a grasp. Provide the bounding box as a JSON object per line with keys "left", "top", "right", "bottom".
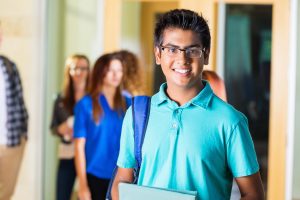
{"left": 111, "top": 167, "right": 134, "bottom": 200}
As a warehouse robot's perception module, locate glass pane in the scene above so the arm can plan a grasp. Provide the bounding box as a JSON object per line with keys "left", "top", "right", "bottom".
{"left": 224, "top": 4, "right": 272, "bottom": 192}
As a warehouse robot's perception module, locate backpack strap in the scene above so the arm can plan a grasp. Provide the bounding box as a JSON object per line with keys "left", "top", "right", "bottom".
{"left": 132, "top": 95, "right": 151, "bottom": 183}
{"left": 105, "top": 95, "right": 151, "bottom": 200}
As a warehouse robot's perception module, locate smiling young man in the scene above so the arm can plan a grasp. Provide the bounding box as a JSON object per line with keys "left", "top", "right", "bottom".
{"left": 111, "top": 9, "right": 264, "bottom": 199}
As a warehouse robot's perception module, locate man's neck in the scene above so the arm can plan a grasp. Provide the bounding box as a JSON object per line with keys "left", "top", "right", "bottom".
{"left": 166, "top": 80, "right": 204, "bottom": 106}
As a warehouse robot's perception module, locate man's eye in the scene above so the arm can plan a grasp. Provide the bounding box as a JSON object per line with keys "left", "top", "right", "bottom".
{"left": 168, "top": 47, "right": 177, "bottom": 54}
{"left": 188, "top": 49, "right": 198, "bottom": 54}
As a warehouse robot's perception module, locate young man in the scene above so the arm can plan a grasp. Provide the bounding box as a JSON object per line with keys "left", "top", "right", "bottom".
{"left": 112, "top": 9, "right": 264, "bottom": 199}
{"left": 0, "top": 22, "right": 28, "bottom": 200}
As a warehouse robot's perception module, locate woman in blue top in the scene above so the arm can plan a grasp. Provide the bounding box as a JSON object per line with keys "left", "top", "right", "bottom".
{"left": 74, "top": 52, "right": 131, "bottom": 200}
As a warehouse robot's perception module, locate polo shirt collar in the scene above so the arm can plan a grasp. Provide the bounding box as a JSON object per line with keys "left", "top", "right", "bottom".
{"left": 191, "top": 80, "right": 214, "bottom": 109}
{"left": 152, "top": 81, "right": 214, "bottom": 109}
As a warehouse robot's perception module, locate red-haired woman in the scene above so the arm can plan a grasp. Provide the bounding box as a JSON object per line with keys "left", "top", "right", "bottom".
{"left": 117, "top": 50, "right": 144, "bottom": 96}
{"left": 74, "top": 53, "right": 131, "bottom": 200}
{"left": 50, "top": 54, "right": 90, "bottom": 200}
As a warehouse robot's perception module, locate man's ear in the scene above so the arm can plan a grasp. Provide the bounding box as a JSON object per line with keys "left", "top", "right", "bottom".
{"left": 204, "top": 48, "right": 210, "bottom": 65}
{"left": 154, "top": 46, "right": 161, "bottom": 65}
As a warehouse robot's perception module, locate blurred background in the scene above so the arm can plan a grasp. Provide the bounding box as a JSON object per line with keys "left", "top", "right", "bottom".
{"left": 0, "top": 0, "right": 299, "bottom": 199}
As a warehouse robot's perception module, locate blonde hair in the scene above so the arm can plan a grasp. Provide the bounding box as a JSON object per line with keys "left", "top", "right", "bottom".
{"left": 62, "top": 54, "right": 90, "bottom": 113}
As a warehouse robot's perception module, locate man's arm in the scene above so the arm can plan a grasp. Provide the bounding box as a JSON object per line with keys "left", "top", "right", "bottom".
{"left": 235, "top": 172, "right": 265, "bottom": 200}
{"left": 111, "top": 167, "right": 134, "bottom": 200}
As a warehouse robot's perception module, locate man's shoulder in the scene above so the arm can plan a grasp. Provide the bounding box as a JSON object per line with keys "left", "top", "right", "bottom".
{"left": 0, "top": 55, "right": 14, "bottom": 65}
{"left": 0, "top": 55, "right": 10, "bottom": 61}
{"left": 0, "top": 55, "right": 17, "bottom": 73}
{"left": 210, "top": 95, "right": 247, "bottom": 124}
{"left": 149, "top": 91, "right": 163, "bottom": 105}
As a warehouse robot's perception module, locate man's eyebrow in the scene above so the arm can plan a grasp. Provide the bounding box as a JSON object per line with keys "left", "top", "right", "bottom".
{"left": 188, "top": 44, "right": 202, "bottom": 48}
{"left": 162, "top": 43, "right": 202, "bottom": 48}
{"left": 162, "top": 43, "right": 179, "bottom": 48}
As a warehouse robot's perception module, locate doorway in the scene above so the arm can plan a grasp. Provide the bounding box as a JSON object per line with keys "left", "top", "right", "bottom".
{"left": 223, "top": 4, "right": 272, "bottom": 192}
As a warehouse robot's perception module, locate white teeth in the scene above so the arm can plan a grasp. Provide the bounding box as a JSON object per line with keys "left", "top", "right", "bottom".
{"left": 174, "top": 69, "right": 191, "bottom": 74}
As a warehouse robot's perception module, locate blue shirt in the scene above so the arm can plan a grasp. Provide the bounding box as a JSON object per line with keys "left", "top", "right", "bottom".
{"left": 74, "top": 94, "right": 131, "bottom": 179}
{"left": 117, "top": 82, "right": 259, "bottom": 199}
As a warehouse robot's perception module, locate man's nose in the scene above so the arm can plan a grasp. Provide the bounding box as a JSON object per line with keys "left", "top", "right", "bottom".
{"left": 176, "top": 50, "right": 191, "bottom": 64}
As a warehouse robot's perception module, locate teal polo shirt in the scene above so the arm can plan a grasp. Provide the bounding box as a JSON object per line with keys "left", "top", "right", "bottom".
{"left": 117, "top": 82, "right": 259, "bottom": 199}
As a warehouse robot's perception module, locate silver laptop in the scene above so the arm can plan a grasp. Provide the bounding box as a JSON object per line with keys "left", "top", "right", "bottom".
{"left": 119, "top": 183, "right": 197, "bottom": 200}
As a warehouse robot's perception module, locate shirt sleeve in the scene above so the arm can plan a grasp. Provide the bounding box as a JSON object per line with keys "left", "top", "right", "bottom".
{"left": 73, "top": 99, "right": 88, "bottom": 138}
{"left": 50, "top": 95, "right": 70, "bottom": 133}
{"left": 50, "top": 96, "right": 60, "bottom": 131}
{"left": 226, "top": 116, "right": 260, "bottom": 177}
{"left": 117, "top": 106, "right": 136, "bottom": 168}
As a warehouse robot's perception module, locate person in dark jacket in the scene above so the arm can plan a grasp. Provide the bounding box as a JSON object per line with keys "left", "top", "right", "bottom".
{"left": 50, "top": 54, "right": 90, "bottom": 200}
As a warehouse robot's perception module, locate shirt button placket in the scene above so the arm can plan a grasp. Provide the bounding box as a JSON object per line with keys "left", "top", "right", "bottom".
{"left": 171, "top": 109, "right": 180, "bottom": 134}
{"left": 172, "top": 123, "right": 177, "bottom": 129}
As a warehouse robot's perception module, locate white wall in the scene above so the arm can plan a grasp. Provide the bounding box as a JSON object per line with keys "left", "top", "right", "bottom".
{"left": 0, "top": 0, "right": 45, "bottom": 199}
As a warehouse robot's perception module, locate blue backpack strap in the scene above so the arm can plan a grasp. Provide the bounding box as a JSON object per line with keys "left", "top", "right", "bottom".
{"left": 132, "top": 95, "right": 151, "bottom": 183}
{"left": 105, "top": 95, "right": 151, "bottom": 200}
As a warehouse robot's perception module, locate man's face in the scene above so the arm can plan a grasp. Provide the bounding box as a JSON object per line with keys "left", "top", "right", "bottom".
{"left": 154, "top": 28, "right": 209, "bottom": 90}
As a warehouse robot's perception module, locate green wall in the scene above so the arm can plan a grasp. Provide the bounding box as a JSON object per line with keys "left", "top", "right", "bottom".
{"left": 44, "top": 0, "right": 101, "bottom": 199}
{"left": 43, "top": 0, "right": 65, "bottom": 200}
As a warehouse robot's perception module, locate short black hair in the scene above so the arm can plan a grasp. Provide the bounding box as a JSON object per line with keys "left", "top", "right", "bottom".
{"left": 154, "top": 9, "right": 211, "bottom": 50}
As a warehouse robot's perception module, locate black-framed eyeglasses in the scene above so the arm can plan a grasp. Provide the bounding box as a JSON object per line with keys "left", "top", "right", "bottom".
{"left": 160, "top": 45, "right": 205, "bottom": 58}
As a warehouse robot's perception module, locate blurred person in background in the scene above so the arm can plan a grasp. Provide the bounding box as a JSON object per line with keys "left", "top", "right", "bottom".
{"left": 50, "top": 54, "right": 90, "bottom": 200}
{"left": 202, "top": 70, "right": 227, "bottom": 101}
{"left": 117, "top": 50, "right": 144, "bottom": 96}
{"left": 74, "top": 52, "right": 131, "bottom": 200}
{"left": 0, "top": 21, "right": 28, "bottom": 200}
